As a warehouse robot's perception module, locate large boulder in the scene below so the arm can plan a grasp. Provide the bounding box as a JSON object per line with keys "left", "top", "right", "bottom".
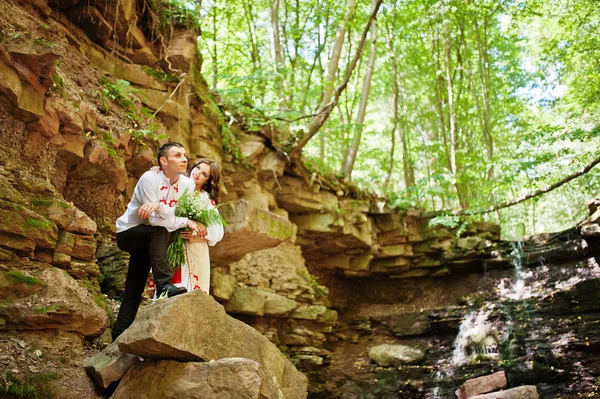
{"left": 117, "top": 291, "right": 308, "bottom": 399}
{"left": 0, "top": 267, "right": 108, "bottom": 337}
{"left": 111, "top": 358, "right": 264, "bottom": 399}
{"left": 211, "top": 200, "right": 293, "bottom": 263}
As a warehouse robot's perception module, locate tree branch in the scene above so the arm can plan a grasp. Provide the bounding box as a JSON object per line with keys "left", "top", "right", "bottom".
{"left": 465, "top": 154, "right": 600, "bottom": 215}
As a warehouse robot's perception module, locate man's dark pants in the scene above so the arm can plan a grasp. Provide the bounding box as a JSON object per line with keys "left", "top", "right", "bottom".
{"left": 112, "top": 224, "right": 171, "bottom": 340}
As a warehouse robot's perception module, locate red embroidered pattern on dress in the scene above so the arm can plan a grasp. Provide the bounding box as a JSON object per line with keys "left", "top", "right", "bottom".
{"left": 168, "top": 198, "right": 178, "bottom": 207}
{"left": 160, "top": 184, "right": 168, "bottom": 191}
{"left": 159, "top": 198, "right": 167, "bottom": 205}
{"left": 171, "top": 268, "right": 182, "bottom": 284}
{"left": 174, "top": 185, "right": 179, "bottom": 193}
{"left": 192, "top": 273, "right": 200, "bottom": 291}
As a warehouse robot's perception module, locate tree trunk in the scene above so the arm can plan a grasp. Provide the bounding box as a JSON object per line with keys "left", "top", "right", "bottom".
{"left": 317, "top": 0, "right": 356, "bottom": 117}
{"left": 341, "top": 0, "right": 378, "bottom": 180}
{"left": 271, "top": 0, "right": 285, "bottom": 102}
{"left": 241, "top": 0, "right": 259, "bottom": 70}
{"left": 431, "top": 28, "right": 451, "bottom": 170}
{"left": 384, "top": 5, "right": 414, "bottom": 188}
{"left": 476, "top": 18, "right": 494, "bottom": 181}
{"left": 289, "top": 0, "right": 383, "bottom": 161}
{"left": 443, "top": 17, "right": 468, "bottom": 209}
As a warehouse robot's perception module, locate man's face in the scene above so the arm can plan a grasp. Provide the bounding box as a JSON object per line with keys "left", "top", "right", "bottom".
{"left": 161, "top": 147, "right": 188, "bottom": 175}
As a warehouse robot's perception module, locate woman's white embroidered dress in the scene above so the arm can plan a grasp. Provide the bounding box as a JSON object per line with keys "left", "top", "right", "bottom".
{"left": 170, "top": 191, "right": 224, "bottom": 294}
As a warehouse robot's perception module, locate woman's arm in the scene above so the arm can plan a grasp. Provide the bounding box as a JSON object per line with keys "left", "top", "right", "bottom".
{"left": 180, "top": 228, "right": 208, "bottom": 243}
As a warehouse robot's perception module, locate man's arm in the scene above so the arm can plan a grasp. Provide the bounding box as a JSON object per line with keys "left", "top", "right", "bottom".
{"left": 134, "top": 172, "right": 190, "bottom": 232}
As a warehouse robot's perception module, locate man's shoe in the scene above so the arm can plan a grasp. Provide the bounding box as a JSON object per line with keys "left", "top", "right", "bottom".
{"left": 157, "top": 284, "right": 187, "bottom": 299}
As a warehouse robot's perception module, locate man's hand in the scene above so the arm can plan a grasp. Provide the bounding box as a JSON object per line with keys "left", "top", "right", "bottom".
{"left": 138, "top": 201, "right": 160, "bottom": 219}
{"left": 186, "top": 220, "right": 207, "bottom": 238}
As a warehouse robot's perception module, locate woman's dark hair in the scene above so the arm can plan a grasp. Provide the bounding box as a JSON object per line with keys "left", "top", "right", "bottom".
{"left": 188, "top": 158, "right": 221, "bottom": 203}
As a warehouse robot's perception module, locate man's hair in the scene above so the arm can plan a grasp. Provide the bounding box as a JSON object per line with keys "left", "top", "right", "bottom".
{"left": 157, "top": 142, "right": 184, "bottom": 169}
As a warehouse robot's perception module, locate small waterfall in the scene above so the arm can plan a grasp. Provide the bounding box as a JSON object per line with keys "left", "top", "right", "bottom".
{"left": 451, "top": 242, "right": 527, "bottom": 366}
{"left": 451, "top": 305, "right": 498, "bottom": 366}
{"left": 498, "top": 241, "right": 528, "bottom": 300}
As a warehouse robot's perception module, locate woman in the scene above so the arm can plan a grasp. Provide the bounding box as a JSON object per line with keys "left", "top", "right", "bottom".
{"left": 173, "top": 158, "right": 224, "bottom": 294}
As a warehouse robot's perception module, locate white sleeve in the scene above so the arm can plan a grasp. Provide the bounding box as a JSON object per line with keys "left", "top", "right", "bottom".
{"left": 149, "top": 213, "right": 189, "bottom": 232}
{"left": 206, "top": 210, "right": 224, "bottom": 246}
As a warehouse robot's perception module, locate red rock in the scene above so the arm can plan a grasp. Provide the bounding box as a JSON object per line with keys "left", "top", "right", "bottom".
{"left": 456, "top": 371, "right": 507, "bottom": 398}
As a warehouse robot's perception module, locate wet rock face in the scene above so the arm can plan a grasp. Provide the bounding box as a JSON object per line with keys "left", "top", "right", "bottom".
{"left": 309, "top": 249, "right": 600, "bottom": 399}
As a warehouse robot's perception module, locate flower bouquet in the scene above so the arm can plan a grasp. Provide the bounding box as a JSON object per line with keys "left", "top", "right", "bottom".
{"left": 167, "top": 189, "right": 225, "bottom": 270}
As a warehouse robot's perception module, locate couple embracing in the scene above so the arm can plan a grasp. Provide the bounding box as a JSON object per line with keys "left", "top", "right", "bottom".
{"left": 111, "top": 142, "right": 224, "bottom": 340}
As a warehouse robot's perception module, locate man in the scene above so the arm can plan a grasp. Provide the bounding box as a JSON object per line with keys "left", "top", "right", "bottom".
{"left": 112, "top": 142, "right": 205, "bottom": 340}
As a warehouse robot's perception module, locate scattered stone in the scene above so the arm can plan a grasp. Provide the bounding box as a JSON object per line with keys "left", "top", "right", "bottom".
{"left": 469, "top": 385, "right": 538, "bottom": 399}
{"left": 84, "top": 340, "right": 139, "bottom": 389}
{"left": 455, "top": 371, "right": 507, "bottom": 399}
{"left": 368, "top": 344, "right": 425, "bottom": 366}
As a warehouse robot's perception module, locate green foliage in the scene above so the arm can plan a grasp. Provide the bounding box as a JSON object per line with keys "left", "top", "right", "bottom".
{"left": 48, "top": 72, "right": 64, "bottom": 97}
{"left": 309, "top": 275, "right": 327, "bottom": 299}
{"left": 0, "top": 371, "right": 58, "bottom": 398}
{"left": 7, "top": 271, "right": 43, "bottom": 286}
{"left": 162, "top": 0, "right": 600, "bottom": 236}
{"left": 429, "top": 214, "right": 469, "bottom": 237}
{"left": 192, "top": 66, "right": 251, "bottom": 166}
{"left": 130, "top": 126, "right": 168, "bottom": 146}
{"left": 94, "top": 77, "right": 144, "bottom": 123}
{"left": 141, "top": 66, "right": 180, "bottom": 84}
{"left": 33, "top": 305, "right": 61, "bottom": 314}
{"left": 32, "top": 38, "right": 59, "bottom": 49}
{"left": 30, "top": 199, "right": 69, "bottom": 209}
{"left": 24, "top": 218, "right": 52, "bottom": 230}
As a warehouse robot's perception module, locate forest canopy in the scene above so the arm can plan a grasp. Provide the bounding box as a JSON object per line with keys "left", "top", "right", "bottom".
{"left": 170, "top": 0, "right": 600, "bottom": 238}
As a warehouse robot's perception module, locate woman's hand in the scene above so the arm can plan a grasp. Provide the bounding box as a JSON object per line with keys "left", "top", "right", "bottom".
{"left": 137, "top": 201, "right": 160, "bottom": 218}
{"left": 181, "top": 228, "right": 208, "bottom": 243}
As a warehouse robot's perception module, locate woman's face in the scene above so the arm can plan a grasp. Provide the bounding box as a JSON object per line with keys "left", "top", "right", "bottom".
{"left": 190, "top": 163, "right": 211, "bottom": 188}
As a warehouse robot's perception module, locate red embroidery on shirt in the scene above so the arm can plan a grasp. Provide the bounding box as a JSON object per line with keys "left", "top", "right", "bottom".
{"left": 168, "top": 198, "right": 178, "bottom": 207}
{"left": 160, "top": 185, "right": 168, "bottom": 191}
{"left": 159, "top": 198, "right": 167, "bottom": 205}
{"left": 174, "top": 185, "right": 179, "bottom": 193}
{"left": 210, "top": 199, "right": 216, "bottom": 206}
